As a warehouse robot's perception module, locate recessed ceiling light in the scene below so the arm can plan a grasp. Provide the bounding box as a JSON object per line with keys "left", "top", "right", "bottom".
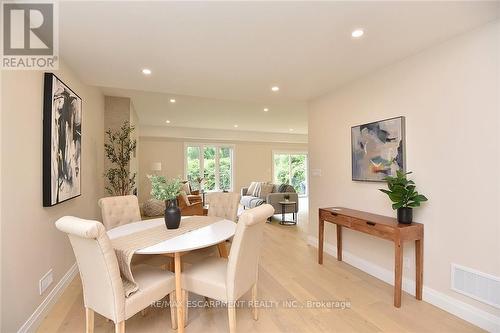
{"left": 165, "top": 120, "right": 171, "bottom": 124}
{"left": 289, "top": 128, "right": 294, "bottom": 132}
{"left": 142, "top": 68, "right": 152, "bottom": 75}
{"left": 351, "top": 29, "right": 364, "bottom": 38}
{"left": 234, "top": 124, "right": 239, "bottom": 128}
{"left": 170, "top": 98, "right": 176, "bottom": 103}
{"left": 271, "top": 86, "right": 280, "bottom": 92}
{"left": 263, "top": 108, "right": 269, "bottom": 112}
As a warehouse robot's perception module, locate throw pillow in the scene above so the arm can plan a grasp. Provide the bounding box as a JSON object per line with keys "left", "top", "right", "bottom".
{"left": 181, "top": 182, "right": 191, "bottom": 195}
{"left": 247, "top": 182, "right": 258, "bottom": 196}
{"left": 179, "top": 191, "right": 190, "bottom": 206}
{"left": 278, "top": 184, "right": 288, "bottom": 193}
{"left": 251, "top": 182, "right": 264, "bottom": 197}
{"left": 259, "top": 183, "right": 274, "bottom": 199}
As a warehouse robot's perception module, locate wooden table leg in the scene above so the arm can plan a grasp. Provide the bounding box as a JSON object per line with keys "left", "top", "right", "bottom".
{"left": 174, "top": 252, "right": 185, "bottom": 332}
{"left": 415, "top": 238, "right": 423, "bottom": 300}
{"left": 336, "top": 225, "right": 342, "bottom": 261}
{"left": 217, "top": 242, "right": 229, "bottom": 258}
{"left": 394, "top": 239, "right": 403, "bottom": 307}
{"left": 318, "top": 217, "right": 324, "bottom": 264}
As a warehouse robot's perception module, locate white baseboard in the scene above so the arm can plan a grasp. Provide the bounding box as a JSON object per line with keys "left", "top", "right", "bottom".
{"left": 308, "top": 236, "right": 500, "bottom": 333}
{"left": 17, "top": 263, "right": 78, "bottom": 333}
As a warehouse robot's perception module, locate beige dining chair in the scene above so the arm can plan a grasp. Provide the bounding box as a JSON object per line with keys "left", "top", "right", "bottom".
{"left": 206, "top": 192, "right": 241, "bottom": 222}
{"left": 183, "top": 192, "right": 241, "bottom": 264}
{"left": 181, "top": 204, "right": 274, "bottom": 333}
{"left": 98, "top": 195, "right": 142, "bottom": 230}
{"left": 55, "top": 216, "right": 177, "bottom": 333}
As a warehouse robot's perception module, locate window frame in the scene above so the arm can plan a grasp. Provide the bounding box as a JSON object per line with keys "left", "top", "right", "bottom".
{"left": 184, "top": 142, "right": 235, "bottom": 192}
{"left": 272, "top": 150, "right": 309, "bottom": 197}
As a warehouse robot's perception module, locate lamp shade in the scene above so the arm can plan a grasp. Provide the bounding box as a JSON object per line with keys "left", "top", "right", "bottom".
{"left": 151, "top": 162, "right": 162, "bottom": 171}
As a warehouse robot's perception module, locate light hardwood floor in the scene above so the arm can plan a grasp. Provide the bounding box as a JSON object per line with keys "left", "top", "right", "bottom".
{"left": 38, "top": 213, "right": 482, "bottom": 333}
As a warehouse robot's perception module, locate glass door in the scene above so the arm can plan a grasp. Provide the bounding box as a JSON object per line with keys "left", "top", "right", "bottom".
{"left": 273, "top": 152, "right": 308, "bottom": 196}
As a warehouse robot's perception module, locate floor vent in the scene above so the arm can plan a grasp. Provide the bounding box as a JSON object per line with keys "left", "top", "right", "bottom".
{"left": 451, "top": 264, "right": 500, "bottom": 309}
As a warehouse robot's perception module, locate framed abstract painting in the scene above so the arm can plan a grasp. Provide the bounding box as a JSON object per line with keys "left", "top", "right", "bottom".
{"left": 43, "top": 73, "right": 82, "bottom": 206}
{"left": 351, "top": 116, "right": 405, "bottom": 182}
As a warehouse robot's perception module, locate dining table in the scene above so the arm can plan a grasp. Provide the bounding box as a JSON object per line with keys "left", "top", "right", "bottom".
{"left": 107, "top": 216, "right": 237, "bottom": 333}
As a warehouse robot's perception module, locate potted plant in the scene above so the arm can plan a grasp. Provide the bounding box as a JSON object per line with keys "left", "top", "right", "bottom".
{"left": 104, "top": 121, "right": 137, "bottom": 195}
{"left": 379, "top": 171, "right": 428, "bottom": 224}
{"left": 148, "top": 175, "right": 182, "bottom": 229}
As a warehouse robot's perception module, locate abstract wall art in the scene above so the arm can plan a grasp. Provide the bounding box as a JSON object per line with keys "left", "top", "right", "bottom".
{"left": 43, "top": 73, "right": 82, "bottom": 206}
{"left": 351, "top": 116, "right": 405, "bottom": 182}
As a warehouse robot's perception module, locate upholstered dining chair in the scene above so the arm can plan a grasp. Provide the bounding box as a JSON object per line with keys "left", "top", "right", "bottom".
{"left": 206, "top": 192, "right": 241, "bottom": 222}
{"left": 181, "top": 204, "right": 274, "bottom": 333}
{"left": 98, "top": 195, "right": 141, "bottom": 230}
{"left": 182, "top": 192, "right": 241, "bottom": 264}
{"left": 55, "top": 216, "right": 177, "bottom": 333}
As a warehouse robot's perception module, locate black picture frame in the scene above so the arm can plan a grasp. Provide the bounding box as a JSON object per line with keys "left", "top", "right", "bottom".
{"left": 43, "top": 73, "right": 82, "bottom": 207}
{"left": 351, "top": 116, "right": 406, "bottom": 182}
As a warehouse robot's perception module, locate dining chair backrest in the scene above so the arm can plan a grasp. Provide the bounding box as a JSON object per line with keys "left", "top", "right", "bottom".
{"left": 207, "top": 192, "right": 241, "bottom": 222}
{"left": 55, "top": 216, "right": 126, "bottom": 323}
{"left": 226, "top": 204, "right": 274, "bottom": 301}
{"left": 98, "top": 195, "right": 141, "bottom": 230}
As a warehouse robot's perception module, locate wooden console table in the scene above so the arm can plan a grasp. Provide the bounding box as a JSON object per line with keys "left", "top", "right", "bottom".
{"left": 318, "top": 207, "right": 424, "bottom": 308}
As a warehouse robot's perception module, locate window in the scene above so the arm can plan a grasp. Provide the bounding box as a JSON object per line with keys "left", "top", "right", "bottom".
{"left": 185, "top": 143, "right": 234, "bottom": 191}
{"left": 273, "top": 152, "right": 308, "bottom": 196}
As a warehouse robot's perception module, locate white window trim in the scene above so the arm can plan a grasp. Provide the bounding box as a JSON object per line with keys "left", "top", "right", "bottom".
{"left": 184, "top": 142, "right": 235, "bottom": 192}
{"left": 272, "top": 150, "right": 309, "bottom": 197}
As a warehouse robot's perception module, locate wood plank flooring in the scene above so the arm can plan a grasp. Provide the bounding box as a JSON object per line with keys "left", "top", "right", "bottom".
{"left": 37, "top": 215, "right": 482, "bottom": 333}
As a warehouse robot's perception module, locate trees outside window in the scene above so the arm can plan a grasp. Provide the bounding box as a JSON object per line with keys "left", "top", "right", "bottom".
{"left": 185, "top": 144, "right": 233, "bottom": 191}
{"left": 273, "top": 152, "right": 308, "bottom": 196}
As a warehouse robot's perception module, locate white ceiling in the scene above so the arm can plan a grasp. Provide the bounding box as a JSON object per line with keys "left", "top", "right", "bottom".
{"left": 101, "top": 87, "right": 308, "bottom": 133}
{"left": 59, "top": 1, "right": 499, "bottom": 134}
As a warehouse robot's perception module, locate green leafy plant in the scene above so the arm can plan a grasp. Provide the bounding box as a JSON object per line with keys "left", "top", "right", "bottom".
{"left": 379, "top": 171, "right": 428, "bottom": 210}
{"left": 148, "top": 175, "right": 182, "bottom": 201}
{"left": 104, "top": 121, "right": 137, "bottom": 195}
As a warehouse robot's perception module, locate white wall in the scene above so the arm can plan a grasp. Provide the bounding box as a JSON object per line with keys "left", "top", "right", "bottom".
{"left": 1, "top": 62, "right": 105, "bottom": 332}
{"left": 308, "top": 21, "right": 500, "bottom": 328}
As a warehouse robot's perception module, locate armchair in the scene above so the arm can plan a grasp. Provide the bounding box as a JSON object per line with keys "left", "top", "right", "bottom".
{"left": 178, "top": 192, "right": 204, "bottom": 216}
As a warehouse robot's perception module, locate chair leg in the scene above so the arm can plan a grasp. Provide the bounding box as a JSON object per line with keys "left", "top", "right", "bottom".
{"left": 183, "top": 290, "right": 189, "bottom": 323}
{"left": 252, "top": 283, "right": 259, "bottom": 320}
{"left": 85, "top": 307, "right": 94, "bottom": 333}
{"left": 115, "top": 321, "right": 125, "bottom": 333}
{"left": 228, "top": 306, "right": 236, "bottom": 333}
{"left": 170, "top": 292, "right": 177, "bottom": 330}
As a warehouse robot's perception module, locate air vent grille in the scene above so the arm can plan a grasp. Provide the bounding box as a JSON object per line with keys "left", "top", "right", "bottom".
{"left": 451, "top": 264, "right": 500, "bottom": 309}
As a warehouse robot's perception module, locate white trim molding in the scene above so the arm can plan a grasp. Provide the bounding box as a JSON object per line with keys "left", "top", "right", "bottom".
{"left": 17, "top": 263, "right": 78, "bottom": 333}
{"left": 307, "top": 236, "right": 500, "bottom": 333}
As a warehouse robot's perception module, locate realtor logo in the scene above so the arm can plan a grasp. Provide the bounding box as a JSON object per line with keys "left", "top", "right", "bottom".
{"left": 1, "top": 1, "right": 58, "bottom": 69}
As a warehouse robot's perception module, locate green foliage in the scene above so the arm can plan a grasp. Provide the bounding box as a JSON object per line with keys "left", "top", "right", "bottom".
{"left": 148, "top": 175, "right": 182, "bottom": 201}
{"left": 274, "top": 154, "right": 307, "bottom": 195}
{"left": 104, "top": 121, "right": 137, "bottom": 195}
{"left": 186, "top": 146, "right": 232, "bottom": 191}
{"left": 379, "top": 171, "right": 428, "bottom": 210}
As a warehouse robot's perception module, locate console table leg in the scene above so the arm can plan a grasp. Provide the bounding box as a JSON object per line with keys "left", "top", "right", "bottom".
{"left": 415, "top": 239, "right": 423, "bottom": 300}
{"left": 336, "top": 225, "right": 342, "bottom": 261}
{"left": 394, "top": 239, "right": 403, "bottom": 308}
{"left": 318, "top": 218, "right": 324, "bottom": 264}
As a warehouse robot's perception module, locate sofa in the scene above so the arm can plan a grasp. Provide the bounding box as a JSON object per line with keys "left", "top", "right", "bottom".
{"left": 240, "top": 182, "right": 299, "bottom": 214}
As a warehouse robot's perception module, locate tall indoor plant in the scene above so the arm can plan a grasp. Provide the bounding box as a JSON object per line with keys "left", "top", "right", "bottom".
{"left": 148, "top": 175, "right": 182, "bottom": 229}
{"left": 379, "top": 171, "right": 428, "bottom": 224}
{"left": 104, "top": 121, "right": 137, "bottom": 195}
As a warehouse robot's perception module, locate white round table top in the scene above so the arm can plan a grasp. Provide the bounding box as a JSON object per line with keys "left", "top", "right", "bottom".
{"left": 107, "top": 216, "right": 237, "bottom": 254}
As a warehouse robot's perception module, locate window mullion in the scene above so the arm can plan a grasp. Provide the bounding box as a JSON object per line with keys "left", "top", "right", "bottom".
{"left": 215, "top": 147, "right": 220, "bottom": 191}
{"left": 199, "top": 145, "right": 204, "bottom": 182}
